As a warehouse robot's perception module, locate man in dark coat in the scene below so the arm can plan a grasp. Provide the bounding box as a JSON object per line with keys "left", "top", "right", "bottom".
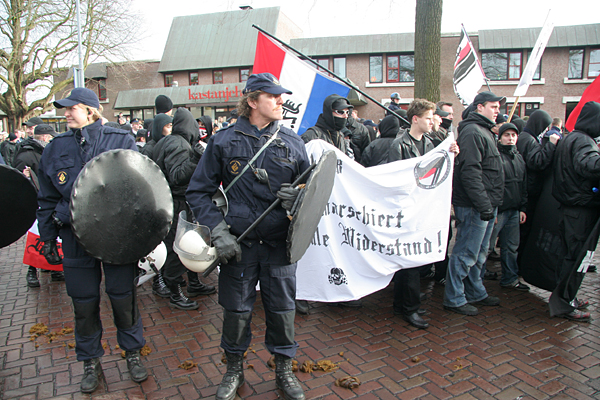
{"left": 550, "top": 101, "right": 600, "bottom": 321}
{"left": 444, "top": 91, "right": 505, "bottom": 316}
{"left": 152, "top": 108, "right": 215, "bottom": 310}
{"left": 0, "top": 131, "right": 19, "bottom": 166}
{"left": 347, "top": 109, "right": 371, "bottom": 162}
{"left": 301, "top": 94, "right": 350, "bottom": 156}
{"left": 360, "top": 115, "right": 399, "bottom": 167}
{"left": 516, "top": 110, "right": 559, "bottom": 259}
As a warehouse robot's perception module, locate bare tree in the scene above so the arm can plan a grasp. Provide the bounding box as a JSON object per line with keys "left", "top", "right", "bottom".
{"left": 0, "top": 0, "right": 139, "bottom": 130}
{"left": 414, "top": 0, "right": 443, "bottom": 103}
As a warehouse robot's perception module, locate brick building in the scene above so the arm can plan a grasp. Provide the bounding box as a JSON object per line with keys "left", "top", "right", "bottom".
{"left": 59, "top": 6, "right": 599, "bottom": 127}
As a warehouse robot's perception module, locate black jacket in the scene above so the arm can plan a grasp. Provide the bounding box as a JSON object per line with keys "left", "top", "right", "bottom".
{"left": 12, "top": 137, "right": 45, "bottom": 174}
{"left": 452, "top": 112, "right": 504, "bottom": 212}
{"left": 347, "top": 117, "right": 371, "bottom": 157}
{"left": 427, "top": 127, "right": 448, "bottom": 147}
{"left": 516, "top": 110, "right": 554, "bottom": 211}
{"left": 553, "top": 101, "right": 600, "bottom": 207}
{"left": 152, "top": 108, "right": 200, "bottom": 198}
{"left": 361, "top": 115, "right": 399, "bottom": 167}
{"left": 0, "top": 140, "right": 18, "bottom": 167}
{"left": 389, "top": 130, "right": 434, "bottom": 162}
{"left": 497, "top": 143, "right": 527, "bottom": 212}
{"left": 301, "top": 94, "right": 347, "bottom": 154}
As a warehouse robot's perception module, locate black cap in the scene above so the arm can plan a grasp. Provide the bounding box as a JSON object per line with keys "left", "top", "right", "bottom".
{"left": 23, "top": 117, "right": 44, "bottom": 127}
{"left": 496, "top": 113, "right": 508, "bottom": 123}
{"left": 8, "top": 132, "right": 17, "bottom": 141}
{"left": 243, "top": 73, "right": 292, "bottom": 95}
{"left": 473, "top": 91, "right": 506, "bottom": 106}
{"left": 498, "top": 123, "right": 518, "bottom": 137}
{"left": 131, "top": 118, "right": 141, "bottom": 124}
{"left": 435, "top": 107, "right": 449, "bottom": 118}
{"left": 332, "top": 97, "right": 353, "bottom": 111}
{"left": 34, "top": 124, "right": 57, "bottom": 137}
{"left": 155, "top": 95, "right": 173, "bottom": 114}
{"left": 54, "top": 88, "right": 100, "bottom": 109}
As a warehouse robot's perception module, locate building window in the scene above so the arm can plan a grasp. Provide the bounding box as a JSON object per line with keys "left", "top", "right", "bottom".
{"left": 369, "top": 55, "right": 383, "bottom": 83}
{"left": 502, "top": 103, "right": 521, "bottom": 118}
{"left": 98, "top": 78, "right": 107, "bottom": 101}
{"left": 482, "top": 51, "right": 522, "bottom": 80}
{"left": 189, "top": 72, "right": 199, "bottom": 85}
{"left": 568, "top": 49, "right": 584, "bottom": 79}
{"left": 387, "top": 54, "right": 414, "bottom": 83}
{"left": 589, "top": 48, "right": 600, "bottom": 78}
{"left": 213, "top": 70, "right": 223, "bottom": 84}
{"left": 240, "top": 68, "right": 250, "bottom": 82}
{"left": 533, "top": 62, "right": 541, "bottom": 80}
{"left": 316, "top": 58, "right": 329, "bottom": 73}
{"left": 164, "top": 74, "right": 173, "bottom": 87}
{"left": 524, "top": 103, "right": 540, "bottom": 117}
{"left": 333, "top": 57, "right": 346, "bottom": 78}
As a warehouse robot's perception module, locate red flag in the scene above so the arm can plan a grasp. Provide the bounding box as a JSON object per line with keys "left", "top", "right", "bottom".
{"left": 565, "top": 75, "right": 600, "bottom": 132}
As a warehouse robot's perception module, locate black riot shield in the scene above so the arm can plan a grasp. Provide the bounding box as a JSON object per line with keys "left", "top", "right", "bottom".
{"left": 70, "top": 149, "right": 173, "bottom": 264}
{"left": 0, "top": 164, "right": 38, "bottom": 248}
{"left": 287, "top": 150, "right": 337, "bottom": 263}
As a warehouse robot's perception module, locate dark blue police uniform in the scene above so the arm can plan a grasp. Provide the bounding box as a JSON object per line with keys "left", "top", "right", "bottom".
{"left": 186, "top": 116, "right": 310, "bottom": 358}
{"left": 37, "top": 119, "right": 145, "bottom": 361}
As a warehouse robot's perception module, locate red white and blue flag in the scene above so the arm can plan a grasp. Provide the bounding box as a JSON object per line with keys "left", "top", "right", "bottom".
{"left": 253, "top": 32, "right": 351, "bottom": 135}
{"left": 453, "top": 25, "right": 487, "bottom": 106}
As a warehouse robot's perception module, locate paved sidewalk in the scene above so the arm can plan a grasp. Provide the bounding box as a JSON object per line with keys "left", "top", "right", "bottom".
{"left": 1, "top": 235, "right": 600, "bottom": 400}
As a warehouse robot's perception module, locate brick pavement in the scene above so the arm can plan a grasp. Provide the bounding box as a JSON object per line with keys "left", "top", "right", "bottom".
{"left": 1, "top": 235, "right": 600, "bottom": 399}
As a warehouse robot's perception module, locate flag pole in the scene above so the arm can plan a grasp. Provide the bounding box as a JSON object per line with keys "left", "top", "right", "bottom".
{"left": 507, "top": 96, "right": 520, "bottom": 122}
{"left": 253, "top": 25, "right": 410, "bottom": 126}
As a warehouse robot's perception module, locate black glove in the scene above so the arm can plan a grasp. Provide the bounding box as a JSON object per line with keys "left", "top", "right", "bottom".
{"left": 41, "top": 239, "right": 63, "bottom": 265}
{"left": 276, "top": 183, "right": 300, "bottom": 212}
{"left": 51, "top": 211, "right": 64, "bottom": 229}
{"left": 191, "top": 142, "right": 205, "bottom": 162}
{"left": 211, "top": 220, "right": 242, "bottom": 264}
{"left": 480, "top": 209, "right": 494, "bottom": 221}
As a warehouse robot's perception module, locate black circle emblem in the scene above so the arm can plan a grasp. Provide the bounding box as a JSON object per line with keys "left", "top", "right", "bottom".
{"left": 414, "top": 150, "right": 451, "bottom": 189}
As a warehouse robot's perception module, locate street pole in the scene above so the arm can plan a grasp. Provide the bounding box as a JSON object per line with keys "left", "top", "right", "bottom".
{"left": 75, "top": 0, "right": 84, "bottom": 88}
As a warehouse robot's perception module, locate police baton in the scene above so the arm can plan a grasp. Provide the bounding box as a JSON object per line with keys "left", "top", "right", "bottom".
{"left": 202, "top": 162, "right": 317, "bottom": 277}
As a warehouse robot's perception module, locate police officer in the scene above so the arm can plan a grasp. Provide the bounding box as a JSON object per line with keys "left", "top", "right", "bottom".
{"left": 36, "top": 88, "right": 148, "bottom": 393}
{"left": 186, "top": 73, "right": 309, "bottom": 400}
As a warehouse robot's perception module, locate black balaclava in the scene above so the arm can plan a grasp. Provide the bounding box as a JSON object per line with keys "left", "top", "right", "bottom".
{"left": 523, "top": 110, "right": 552, "bottom": 137}
{"left": 440, "top": 118, "right": 452, "bottom": 130}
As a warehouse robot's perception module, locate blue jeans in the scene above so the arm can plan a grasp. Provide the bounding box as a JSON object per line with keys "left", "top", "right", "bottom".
{"left": 493, "top": 210, "right": 521, "bottom": 286}
{"left": 444, "top": 206, "right": 496, "bottom": 308}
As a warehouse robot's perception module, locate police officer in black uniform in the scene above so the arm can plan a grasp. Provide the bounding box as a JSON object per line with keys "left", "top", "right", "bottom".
{"left": 36, "top": 88, "right": 148, "bottom": 393}
{"left": 186, "top": 73, "right": 309, "bottom": 400}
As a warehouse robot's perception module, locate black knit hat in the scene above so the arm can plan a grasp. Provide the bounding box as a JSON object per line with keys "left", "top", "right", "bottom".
{"left": 155, "top": 95, "right": 173, "bottom": 114}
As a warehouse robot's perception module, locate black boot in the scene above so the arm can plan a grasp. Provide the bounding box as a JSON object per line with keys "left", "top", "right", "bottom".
{"left": 125, "top": 350, "right": 148, "bottom": 383}
{"left": 26, "top": 266, "right": 40, "bottom": 288}
{"left": 152, "top": 274, "right": 170, "bottom": 298}
{"left": 169, "top": 284, "right": 199, "bottom": 310}
{"left": 216, "top": 352, "right": 244, "bottom": 400}
{"left": 80, "top": 358, "right": 103, "bottom": 393}
{"left": 275, "top": 354, "right": 305, "bottom": 400}
{"left": 187, "top": 271, "right": 216, "bottom": 297}
{"left": 51, "top": 271, "right": 65, "bottom": 281}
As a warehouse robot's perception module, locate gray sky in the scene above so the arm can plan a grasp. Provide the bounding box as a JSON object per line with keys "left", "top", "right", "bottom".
{"left": 129, "top": 0, "right": 598, "bottom": 61}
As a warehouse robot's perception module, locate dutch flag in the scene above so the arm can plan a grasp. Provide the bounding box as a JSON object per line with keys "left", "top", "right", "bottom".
{"left": 252, "top": 32, "right": 351, "bottom": 135}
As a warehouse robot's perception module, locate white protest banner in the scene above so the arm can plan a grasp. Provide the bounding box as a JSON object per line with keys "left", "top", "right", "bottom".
{"left": 297, "top": 138, "right": 454, "bottom": 302}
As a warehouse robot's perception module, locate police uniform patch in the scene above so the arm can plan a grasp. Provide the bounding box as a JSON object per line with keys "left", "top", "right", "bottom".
{"left": 229, "top": 160, "right": 242, "bottom": 175}
{"left": 57, "top": 171, "right": 68, "bottom": 185}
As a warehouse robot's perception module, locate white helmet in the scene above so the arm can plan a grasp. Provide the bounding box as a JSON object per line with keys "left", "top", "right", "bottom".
{"left": 137, "top": 242, "right": 167, "bottom": 285}
{"left": 174, "top": 211, "right": 217, "bottom": 273}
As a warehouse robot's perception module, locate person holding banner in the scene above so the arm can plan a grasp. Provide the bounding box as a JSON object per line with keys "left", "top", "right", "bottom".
{"left": 186, "top": 73, "right": 309, "bottom": 400}
{"left": 444, "top": 91, "right": 505, "bottom": 316}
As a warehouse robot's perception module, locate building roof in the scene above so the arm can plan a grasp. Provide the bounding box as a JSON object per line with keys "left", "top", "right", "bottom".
{"left": 158, "top": 7, "right": 301, "bottom": 72}
{"left": 291, "top": 33, "right": 415, "bottom": 57}
{"left": 66, "top": 62, "right": 107, "bottom": 79}
{"left": 479, "top": 23, "right": 600, "bottom": 50}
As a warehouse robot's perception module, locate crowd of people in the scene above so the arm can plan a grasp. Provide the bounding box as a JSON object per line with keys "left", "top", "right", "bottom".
{"left": 3, "top": 75, "right": 600, "bottom": 400}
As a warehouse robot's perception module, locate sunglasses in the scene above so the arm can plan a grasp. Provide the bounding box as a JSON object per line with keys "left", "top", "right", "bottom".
{"left": 333, "top": 109, "right": 350, "bottom": 117}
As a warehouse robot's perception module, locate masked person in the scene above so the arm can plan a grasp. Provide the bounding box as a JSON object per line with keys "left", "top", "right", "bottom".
{"left": 186, "top": 73, "right": 309, "bottom": 400}
{"left": 36, "top": 88, "right": 148, "bottom": 393}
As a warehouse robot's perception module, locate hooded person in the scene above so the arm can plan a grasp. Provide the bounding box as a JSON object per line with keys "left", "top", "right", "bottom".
{"left": 510, "top": 116, "right": 526, "bottom": 133}
{"left": 360, "top": 115, "right": 400, "bottom": 167}
{"left": 152, "top": 107, "right": 215, "bottom": 310}
{"left": 550, "top": 101, "right": 600, "bottom": 321}
{"left": 140, "top": 114, "right": 172, "bottom": 159}
{"left": 515, "top": 109, "right": 559, "bottom": 259}
{"left": 197, "top": 115, "right": 213, "bottom": 143}
{"left": 300, "top": 94, "right": 351, "bottom": 156}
